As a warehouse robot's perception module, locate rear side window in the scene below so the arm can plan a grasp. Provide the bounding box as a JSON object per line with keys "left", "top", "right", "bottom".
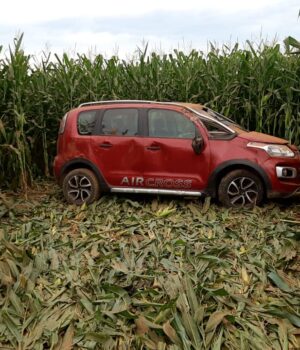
{"left": 102, "top": 109, "right": 138, "bottom": 136}
{"left": 148, "top": 109, "right": 195, "bottom": 138}
{"left": 78, "top": 111, "right": 97, "bottom": 135}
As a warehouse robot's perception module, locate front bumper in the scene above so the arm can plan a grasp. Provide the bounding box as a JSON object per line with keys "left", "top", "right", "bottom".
{"left": 268, "top": 186, "right": 300, "bottom": 199}
{"left": 286, "top": 187, "right": 300, "bottom": 197}
{"left": 265, "top": 157, "right": 300, "bottom": 199}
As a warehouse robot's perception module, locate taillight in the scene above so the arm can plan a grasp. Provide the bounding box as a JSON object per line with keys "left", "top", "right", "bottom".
{"left": 59, "top": 113, "right": 68, "bottom": 134}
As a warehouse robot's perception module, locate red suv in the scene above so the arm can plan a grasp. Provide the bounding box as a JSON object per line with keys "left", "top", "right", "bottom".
{"left": 54, "top": 101, "right": 300, "bottom": 207}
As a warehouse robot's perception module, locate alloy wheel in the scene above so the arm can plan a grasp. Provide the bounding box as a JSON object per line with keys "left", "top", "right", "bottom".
{"left": 67, "top": 175, "right": 92, "bottom": 202}
{"left": 227, "top": 176, "right": 259, "bottom": 207}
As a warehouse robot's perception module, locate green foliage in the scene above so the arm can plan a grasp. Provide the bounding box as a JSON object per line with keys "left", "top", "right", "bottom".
{"left": 284, "top": 36, "right": 300, "bottom": 54}
{"left": 0, "top": 35, "right": 300, "bottom": 190}
{"left": 0, "top": 184, "right": 299, "bottom": 349}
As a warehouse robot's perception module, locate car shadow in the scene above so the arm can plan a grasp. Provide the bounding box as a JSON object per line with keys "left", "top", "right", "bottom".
{"left": 270, "top": 194, "right": 300, "bottom": 208}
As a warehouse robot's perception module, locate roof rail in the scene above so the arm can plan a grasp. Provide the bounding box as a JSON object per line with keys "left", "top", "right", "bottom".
{"left": 78, "top": 100, "right": 163, "bottom": 107}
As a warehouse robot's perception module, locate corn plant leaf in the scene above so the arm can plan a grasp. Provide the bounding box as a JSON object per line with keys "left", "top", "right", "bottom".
{"left": 61, "top": 324, "right": 74, "bottom": 350}
{"left": 135, "top": 316, "right": 150, "bottom": 335}
{"left": 268, "top": 270, "right": 292, "bottom": 292}
{"left": 205, "top": 311, "right": 228, "bottom": 333}
{"left": 163, "top": 321, "right": 181, "bottom": 346}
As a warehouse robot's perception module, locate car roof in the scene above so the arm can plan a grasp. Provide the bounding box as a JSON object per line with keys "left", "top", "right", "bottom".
{"left": 75, "top": 99, "right": 231, "bottom": 127}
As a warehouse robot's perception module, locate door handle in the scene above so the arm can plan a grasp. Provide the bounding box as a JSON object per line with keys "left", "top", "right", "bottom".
{"left": 146, "top": 145, "right": 160, "bottom": 151}
{"left": 99, "top": 142, "right": 113, "bottom": 148}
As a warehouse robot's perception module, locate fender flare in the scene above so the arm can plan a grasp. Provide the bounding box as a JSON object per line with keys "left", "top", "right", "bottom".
{"left": 205, "top": 159, "right": 272, "bottom": 197}
{"left": 60, "top": 158, "right": 110, "bottom": 192}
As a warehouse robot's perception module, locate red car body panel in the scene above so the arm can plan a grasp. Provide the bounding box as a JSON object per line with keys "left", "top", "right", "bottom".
{"left": 140, "top": 136, "right": 210, "bottom": 190}
{"left": 91, "top": 135, "right": 144, "bottom": 186}
{"left": 54, "top": 101, "right": 300, "bottom": 200}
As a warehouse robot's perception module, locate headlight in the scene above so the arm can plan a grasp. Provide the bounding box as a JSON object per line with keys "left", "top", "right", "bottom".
{"left": 247, "top": 142, "right": 295, "bottom": 158}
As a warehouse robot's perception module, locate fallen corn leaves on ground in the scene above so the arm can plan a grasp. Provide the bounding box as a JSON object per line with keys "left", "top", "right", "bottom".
{"left": 0, "top": 181, "right": 300, "bottom": 349}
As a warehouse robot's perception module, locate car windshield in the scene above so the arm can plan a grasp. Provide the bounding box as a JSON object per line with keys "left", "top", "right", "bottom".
{"left": 205, "top": 108, "right": 247, "bottom": 131}
{"left": 206, "top": 109, "right": 234, "bottom": 125}
{"left": 190, "top": 104, "right": 247, "bottom": 131}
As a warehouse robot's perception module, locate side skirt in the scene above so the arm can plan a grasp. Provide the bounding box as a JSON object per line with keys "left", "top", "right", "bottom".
{"left": 110, "top": 187, "right": 203, "bottom": 196}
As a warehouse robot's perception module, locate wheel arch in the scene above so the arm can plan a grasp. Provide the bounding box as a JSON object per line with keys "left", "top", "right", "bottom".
{"left": 60, "top": 158, "right": 110, "bottom": 192}
{"left": 205, "top": 160, "right": 271, "bottom": 198}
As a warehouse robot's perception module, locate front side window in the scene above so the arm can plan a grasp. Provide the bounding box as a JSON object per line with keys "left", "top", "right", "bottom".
{"left": 102, "top": 109, "right": 138, "bottom": 136}
{"left": 200, "top": 118, "right": 236, "bottom": 139}
{"left": 78, "top": 110, "right": 97, "bottom": 135}
{"left": 148, "top": 109, "right": 195, "bottom": 138}
{"left": 201, "top": 119, "right": 229, "bottom": 135}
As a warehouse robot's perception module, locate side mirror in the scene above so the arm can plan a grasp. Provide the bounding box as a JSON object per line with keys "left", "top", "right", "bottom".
{"left": 192, "top": 136, "right": 204, "bottom": 155}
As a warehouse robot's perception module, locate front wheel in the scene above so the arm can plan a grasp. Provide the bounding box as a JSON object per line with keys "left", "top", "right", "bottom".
{"left": 218, "top": 169, "right": 264, "bottom": 208}
{"left": 62, "top": 168, "right": 100, "bottom": 205}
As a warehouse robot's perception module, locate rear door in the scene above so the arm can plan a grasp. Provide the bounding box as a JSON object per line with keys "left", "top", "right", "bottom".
{"left": 90, "top": 107, "right": 144, "bottom": 186}
{"left": 141, "top": 107, "right": 211, "bottom": 191}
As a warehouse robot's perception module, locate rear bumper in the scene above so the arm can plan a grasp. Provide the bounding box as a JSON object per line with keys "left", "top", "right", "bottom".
{"left": 53, "top": 156, "right": 63, "bottom": 181}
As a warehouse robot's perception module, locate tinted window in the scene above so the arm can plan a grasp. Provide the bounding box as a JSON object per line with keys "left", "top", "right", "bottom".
{"left": 102, "top": 109, "right": 138, "bottom": 136}
{"left": 148, "top": 109, "right": 195, "bottom": 138}
{"left": 78, "top": 111, "right": 97, "bottom": 135}
{"left": 201, "top": 119, "right": 230, "bottom": 136}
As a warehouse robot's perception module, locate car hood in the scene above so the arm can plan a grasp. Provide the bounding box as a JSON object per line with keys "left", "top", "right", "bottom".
{"left": 237, "top": 131, "right": 288, "bottom": 145}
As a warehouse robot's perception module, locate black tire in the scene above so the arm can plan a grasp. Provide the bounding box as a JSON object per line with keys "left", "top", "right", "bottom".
{"left": 62, "top": 168, "right": 100, "bottom": 205}
{"left": 218, "top": 169, "right": 264, "bottom": 208}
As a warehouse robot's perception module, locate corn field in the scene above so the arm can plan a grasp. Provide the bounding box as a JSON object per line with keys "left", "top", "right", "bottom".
{"left": 0, "top": 34, "right": 300, "bottom": 350}
{"left": 0, "top": 34, "right": 300, "bottom": 190}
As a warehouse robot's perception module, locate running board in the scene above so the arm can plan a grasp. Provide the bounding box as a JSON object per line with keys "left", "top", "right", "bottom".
{"left": 110, "top": 187, "right": 203, "bottom": 196}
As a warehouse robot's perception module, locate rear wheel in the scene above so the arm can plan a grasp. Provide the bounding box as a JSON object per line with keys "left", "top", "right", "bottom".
{"left": 218, "top": 169, "right": 263, "bottom": 208}
{"left": 62, "top": 168, "right": 100, "bottom": 205}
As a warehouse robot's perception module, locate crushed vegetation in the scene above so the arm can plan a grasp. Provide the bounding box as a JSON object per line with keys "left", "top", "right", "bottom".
{"left": 0, "top": 182, "right": 300, "bottom": 349}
